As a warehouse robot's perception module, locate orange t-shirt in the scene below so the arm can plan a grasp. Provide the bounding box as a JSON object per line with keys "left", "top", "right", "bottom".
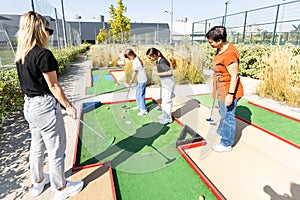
{"left": 213, "top": 42, "right": 244, "bottom": 102}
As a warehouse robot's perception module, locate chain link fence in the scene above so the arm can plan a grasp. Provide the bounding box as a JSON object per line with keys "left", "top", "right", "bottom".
{"left": 192, "top": 0, "right": 300, "bottom": 45}
{"left": 0, "top": 0, "right": 81, "bottom": 68}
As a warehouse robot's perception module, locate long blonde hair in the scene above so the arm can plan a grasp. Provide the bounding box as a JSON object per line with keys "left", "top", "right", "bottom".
{"left": 15, "top": 11, "right": 49, "bottom": 64}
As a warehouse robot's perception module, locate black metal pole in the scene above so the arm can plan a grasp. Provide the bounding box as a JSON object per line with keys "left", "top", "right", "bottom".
{"left": 272, "top": 4, "right": 280, "bottom": 45}
{"left": 31, "top": 0, "right": 35, "bottom": 12}
{"left": 60, "top": 0, "right": 68, "bottom": 47}
{"left": 242, "top": 11, "right": 248, "bottom": 43}
{"left": 224, "top": 2, "right": 228, "bottom": 27}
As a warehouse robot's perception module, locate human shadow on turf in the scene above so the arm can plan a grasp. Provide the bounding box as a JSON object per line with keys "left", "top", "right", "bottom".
{"left": 172, "top": 99, "right": 200, "bottom": 119}
{"left": 234, "top": 105, "right": 252, "bottom": 146}
{"left": 80, "top": 122, "right": 170, "bottom": 168}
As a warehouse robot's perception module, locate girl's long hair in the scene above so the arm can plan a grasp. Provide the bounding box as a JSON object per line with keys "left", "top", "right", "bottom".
{"left": 15, "top": 11, "right": 49, "bottom": 64}
{"left": 146, "top": 47, "right": 170, "bottom": 66}
{"left": 124, "top": 48, "right": 144, "bottom": 66}
{"left": 146, "top": 47, "right": 166, "bottom": 59}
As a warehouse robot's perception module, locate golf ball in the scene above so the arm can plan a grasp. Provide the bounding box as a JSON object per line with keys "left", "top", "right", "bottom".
{"left": 106, "top": 107, "right": 110, "bottom": 110}
{"left": 199, "top": 195, "right": 205, "bottom": 200}
{"left": 125, "top": 121, "right": 131, "bottom": 124}
{"left": 121, "top": 116, "right": 125, "bottom": 118}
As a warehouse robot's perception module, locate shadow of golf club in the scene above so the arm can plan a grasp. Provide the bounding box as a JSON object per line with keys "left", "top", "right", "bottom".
{"left": 80, "top": 122, "right": 174, "bottom": 168}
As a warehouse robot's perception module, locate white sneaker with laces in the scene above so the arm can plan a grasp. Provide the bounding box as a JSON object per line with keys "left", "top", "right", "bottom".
{"left": 159, "top": 117, "right": 173, "bottom": 125}
{"left": 54, "top": 180, "right": 84, "bottom": 200}
{"left": 31, "top": 173, "right": 50, "bottom": 196}
{"left": 137, "top": 110, "right": 148, "bottom": 116}
{"left": 131, "top": 106, "right": 139, "bottom": 110}
{"left": 212, "top": 143, "right": 232, "bottom": 152}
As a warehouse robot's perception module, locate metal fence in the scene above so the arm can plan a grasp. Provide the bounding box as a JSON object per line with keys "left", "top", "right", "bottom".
{"left": 192, "top": 0, "right": 300, "bottom": 45}
{"left": 32, "top": 0, "right": 81, "bottom": 48}
{"left": 0, "top": 0, "right": 81, "bottom": 68}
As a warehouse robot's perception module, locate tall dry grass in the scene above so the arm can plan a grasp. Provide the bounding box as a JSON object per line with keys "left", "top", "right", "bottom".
{"left": 91, "top": 44, "right": 125, "bottom": 68}
{"left": 258, "top": 46, "right": 300, "bottom": 107}
{"left": 92, "top": 44, "right": 205, "bottom": 86}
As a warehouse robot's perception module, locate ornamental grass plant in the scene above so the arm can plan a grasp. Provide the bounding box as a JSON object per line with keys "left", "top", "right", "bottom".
{"left": 257, "top": 46, "right": 300, "bottom": 107}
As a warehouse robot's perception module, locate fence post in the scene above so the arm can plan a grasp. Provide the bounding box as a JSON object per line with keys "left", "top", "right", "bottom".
{"left": 191, "top": 22, "right": 195, "bottom": 45}
{"left": 242, "top": 11, "right": 247, "bottom": 43}
{"left": 204, "top": 20, "right": 208, "bottom": 35}
{"left": 272, "top": 4, "right": 280, "bottom": 45}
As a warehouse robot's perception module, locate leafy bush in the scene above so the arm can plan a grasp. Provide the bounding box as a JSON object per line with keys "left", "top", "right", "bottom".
{"left": 0, "top": 45, "right": 90, "bottom": 124}
{"left": 0, "top": 68, "right": 24, "bottom": 123}
{"left": 201, "top": 42, "right": 300, "bottom": 107}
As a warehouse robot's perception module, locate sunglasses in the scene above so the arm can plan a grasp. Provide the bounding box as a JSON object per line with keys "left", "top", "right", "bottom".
{"left": 45, "top": 27, "right": 54, "bottom": 36}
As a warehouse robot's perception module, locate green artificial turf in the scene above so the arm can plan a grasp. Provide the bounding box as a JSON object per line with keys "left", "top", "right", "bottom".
{"left": 192, "top": 94, "right": 300, "bottom": 145}
{"left": 76, "top": 100, "right": 182, "bottom": 170}
{"left": 85, "top": 69, "right": 126, "bottom": 95}
{"left": 76, "top": 100, "right": 216, "bottom": 199}
{"left": 114, "top": 156, "right": 217, "bottom": 200}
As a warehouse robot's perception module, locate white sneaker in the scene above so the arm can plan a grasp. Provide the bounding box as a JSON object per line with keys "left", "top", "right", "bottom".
{"left": 54, "top": 180, "right": 84, "bottom": 200}
{"left": 212, "top": 143, "right": 232, "bottom": 152}
{"left": 137, "top": 110, "right": 148, "bottom": 116}
{"left": 159, "top": 117, "right": 173, "bottom": 125}
{"left": 31, "top": 173, "right": 50, "bottom": 196}
{"left": 131, "top": 106, "right": 139, "bottom": 110}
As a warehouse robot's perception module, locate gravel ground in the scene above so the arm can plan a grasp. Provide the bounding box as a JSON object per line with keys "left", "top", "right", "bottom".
{"left": 0, "top": 59, "right": 90, "bottom": 200}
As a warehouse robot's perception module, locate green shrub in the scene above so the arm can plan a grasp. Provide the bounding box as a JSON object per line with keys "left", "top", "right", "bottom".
{"left": 0, "top": 68, "right": 24, "bottom": 123}
{"left": 0, "top": 45, "right": 89, "bottom": 125}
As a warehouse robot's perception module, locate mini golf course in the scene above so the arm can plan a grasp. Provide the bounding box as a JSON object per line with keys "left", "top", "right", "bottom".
{"left": 72, "top": 68, "right": 300, "bottom": 199}
{"left": 74, "top": 99, "right": 216, "bottom": 200}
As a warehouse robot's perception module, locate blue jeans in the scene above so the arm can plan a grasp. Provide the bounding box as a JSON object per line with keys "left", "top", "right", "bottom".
{"left": 136, "top": 82, "right": 146, "bottom": 111}
{"left": 217, "top": 98, "right": 240, "bottom": 147}
{"left": 24, "top": 94, "right": 66, "bottom": 190}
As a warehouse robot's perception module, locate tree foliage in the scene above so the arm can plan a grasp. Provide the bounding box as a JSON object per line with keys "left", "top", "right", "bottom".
{"left": 96, "top": 29, "right": 109, "bottom": 44}
{"left": 108, "top": 0, "right": 131, "bottom": 43}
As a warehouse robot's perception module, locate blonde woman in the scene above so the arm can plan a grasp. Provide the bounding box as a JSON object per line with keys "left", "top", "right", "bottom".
{"left": 15, "top": 11, "right": 83, "bottom": 199}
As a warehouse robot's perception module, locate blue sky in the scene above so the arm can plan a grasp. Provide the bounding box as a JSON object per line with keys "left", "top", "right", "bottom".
{"left": 0, "top": 0, "right": 293, "bottom": 23}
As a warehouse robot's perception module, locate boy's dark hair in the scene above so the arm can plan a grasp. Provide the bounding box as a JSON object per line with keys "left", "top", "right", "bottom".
{"left": 205, "top": 26, "right": 227, "bottom": 42}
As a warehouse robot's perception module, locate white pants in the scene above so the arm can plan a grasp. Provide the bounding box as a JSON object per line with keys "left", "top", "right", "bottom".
{"left": 160, "top": 76, "right": 175, "bottom": 119}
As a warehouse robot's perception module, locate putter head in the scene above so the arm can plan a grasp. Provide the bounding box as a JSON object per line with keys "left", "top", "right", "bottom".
{"left": 205, "top": 118, "right": 213, "bottom": 122}
{"left": 165, "top": 157, "right": 176, "bottom": 164}
{"left": 105, "top": 137, "right": 116, "bottom": 148}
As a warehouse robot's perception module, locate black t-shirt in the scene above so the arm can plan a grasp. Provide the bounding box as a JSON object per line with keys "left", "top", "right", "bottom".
{"left": 157, "top": 57, "right": 171, "bottom": 73}
{"left": 16, "top": 45, "right": 58, "bottom": 97}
